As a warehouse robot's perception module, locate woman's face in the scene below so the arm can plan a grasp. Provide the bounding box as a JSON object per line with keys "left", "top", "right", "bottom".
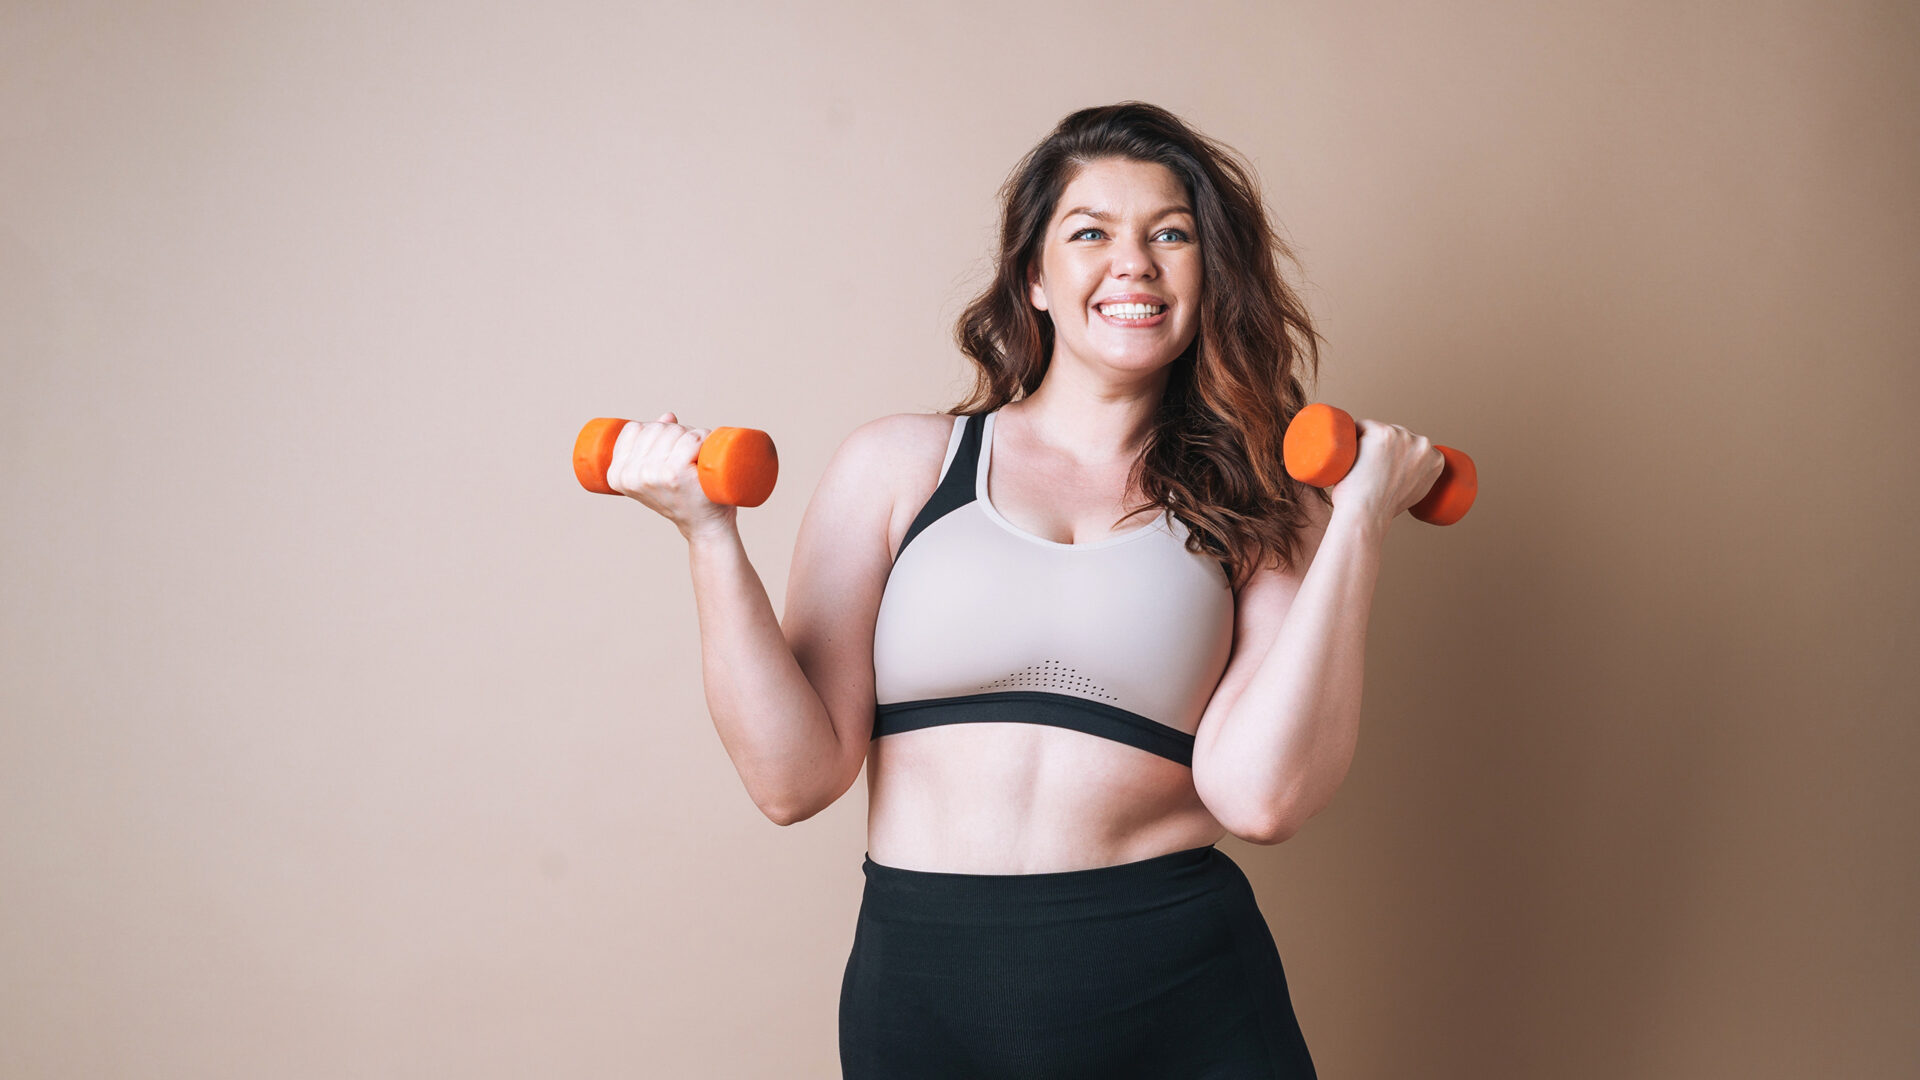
{"left": 1028, "top": 157, "right": 1202, "bottom": 379}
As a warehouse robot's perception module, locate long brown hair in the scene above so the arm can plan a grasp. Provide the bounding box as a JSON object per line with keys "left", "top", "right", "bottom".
{"left": 952, "top": 101, "right": 1328, "bottom": 590}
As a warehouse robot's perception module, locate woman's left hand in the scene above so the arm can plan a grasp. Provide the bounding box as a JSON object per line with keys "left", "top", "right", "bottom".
{"left": 1323, "top": 418, "right": 1447, "bottom": 531}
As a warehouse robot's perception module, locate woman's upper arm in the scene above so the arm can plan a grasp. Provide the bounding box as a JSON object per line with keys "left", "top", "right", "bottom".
{"left": 780, "top": 413, "right": 939, "bottom": 790}
{"left": 1191, "top": 492, "right": 1334, "bottom": 832}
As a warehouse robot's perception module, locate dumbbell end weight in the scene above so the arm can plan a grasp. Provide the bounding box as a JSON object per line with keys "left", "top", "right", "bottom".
{"left": 1282, "top": 403, "right": 1357, "bottom": 488}
{"left": 698, "top": 426, "right": 779, "bottom": 508}
{"left": 573, "top": 417, "right": 628, "bottom": 495}
{"left": 1408, "top": 445, "right": 1477, "bottom": 526}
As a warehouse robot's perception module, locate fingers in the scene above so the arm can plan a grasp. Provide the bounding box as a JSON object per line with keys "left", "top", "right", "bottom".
{"left": 605, "top": 421, "right": 641, "bottom": 495}
{"left": 611, "top": 418, "right": 638, "bottom": 462}
{"left": 1344, "top": 417, "right": 1448, "bottom": 517}
{"left": 626, "top": 413, "right": 691, "bottom": 463}
{"left": 671, "top": 426, "right": 708, "bottom": 464}
{"left": 605, "top": 412, "right": 710, "bottom": 499}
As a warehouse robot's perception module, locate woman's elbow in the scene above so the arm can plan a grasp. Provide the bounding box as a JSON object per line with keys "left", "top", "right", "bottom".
{"left": 1221, "top": 805, "right": 1301, "bottom": 846}
{"left": 757, "top": 786, "right": 831, "bottom": 826}
{"left": 1200, "top": 772, "right": 1301, "bottom": 845}
{"left": 1219, "top": 785, "right": 1311, "bottom": 845}
{"left": 757, "top": 800, "right": 805, "bottom": 827}
{"left": 757, "top": 753, "right": 863, "bottom": 827}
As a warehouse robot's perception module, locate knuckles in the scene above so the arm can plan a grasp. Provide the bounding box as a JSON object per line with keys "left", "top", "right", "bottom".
{"left": 605, "top": 418, "right": 708, "bottom": 501}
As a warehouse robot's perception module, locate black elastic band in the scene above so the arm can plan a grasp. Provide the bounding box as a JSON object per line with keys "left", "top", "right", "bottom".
{"left": 873, "top": 690, "right": 1196, "bottom": 767}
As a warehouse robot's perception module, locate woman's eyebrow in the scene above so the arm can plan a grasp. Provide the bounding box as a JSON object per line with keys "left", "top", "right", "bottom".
{"left": 1062, "top": 205, "right": 1195, "bottom": 222}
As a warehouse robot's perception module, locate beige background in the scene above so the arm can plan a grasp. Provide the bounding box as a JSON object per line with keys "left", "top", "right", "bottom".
{"left": 3, "top": 1, "right": 1916, "bottom": 1076}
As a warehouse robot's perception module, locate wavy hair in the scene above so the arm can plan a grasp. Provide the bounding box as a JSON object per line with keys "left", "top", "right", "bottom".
{"left": 951, "top": 101, "right": 1328, "bottom": 589}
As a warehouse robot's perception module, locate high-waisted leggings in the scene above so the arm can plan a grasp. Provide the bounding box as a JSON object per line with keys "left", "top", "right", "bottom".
{"left": 838, "top": 843, "right": 1317, "bottom": 1078}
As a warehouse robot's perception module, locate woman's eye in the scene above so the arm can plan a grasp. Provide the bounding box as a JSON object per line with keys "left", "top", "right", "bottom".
{"left": 1069, "top": 227, "right": 1191, "bottom": 242}
{"left": 1067, "top": 227, "right": 1191, "bottom": 242}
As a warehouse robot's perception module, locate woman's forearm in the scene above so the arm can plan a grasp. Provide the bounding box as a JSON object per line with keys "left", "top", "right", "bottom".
{"left": 684, "top": 521, "right": 839, "bottom": 824}
{"left": 1208, "top": 507, "right": 1388, "bottom": 840}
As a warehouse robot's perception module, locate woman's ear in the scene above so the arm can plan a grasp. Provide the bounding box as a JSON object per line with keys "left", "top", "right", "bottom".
{"left": 1028, "top": 269, "right": 1048, "bottom": 312}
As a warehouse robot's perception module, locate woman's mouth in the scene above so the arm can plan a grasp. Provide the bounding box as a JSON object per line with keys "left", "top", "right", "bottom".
{"left": 1095, "top": 301, "right": 1168, "bottom": 327}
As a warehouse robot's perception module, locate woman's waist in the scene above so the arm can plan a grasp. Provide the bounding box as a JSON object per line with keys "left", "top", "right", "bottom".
{"left": 864, "top": 730, "right": 1226, "bottom": 875}
{"left": 854, "top": 831, "right": 1244, "bottom": 927}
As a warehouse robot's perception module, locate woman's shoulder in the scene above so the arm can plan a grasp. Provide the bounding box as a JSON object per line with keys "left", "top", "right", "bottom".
{"left": 822, "top": 413, "right": 969, "bottom": 552}
{"left": 827, "top": 411, "right": 966, "bottom": 493}
{"left": 839, "top": 409, "right": 961, "bottom": 449}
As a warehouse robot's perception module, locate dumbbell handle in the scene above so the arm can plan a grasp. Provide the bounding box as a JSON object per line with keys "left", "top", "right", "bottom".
{"left": 573, "top": 417, "right": 779, "bottom": 508}
{"left": 1282, "top": 403, "right": 1476, "bottom": 525}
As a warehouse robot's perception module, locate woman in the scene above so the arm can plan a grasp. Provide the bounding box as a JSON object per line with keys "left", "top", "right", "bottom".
{"left": 608, "top": 102, "right": 1444, "bottom": 1078}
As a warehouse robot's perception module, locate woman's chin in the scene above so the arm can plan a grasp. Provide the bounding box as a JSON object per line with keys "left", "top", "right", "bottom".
{"left": 1095, "top": 346, "right": 1186, "bottom": 371}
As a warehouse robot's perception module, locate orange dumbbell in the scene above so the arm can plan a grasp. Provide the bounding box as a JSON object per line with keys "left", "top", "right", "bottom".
{"left": 572, "top": 417, "right": 779, "bottom": 508}
{"left": 1283, "top": 403, "right": 1476, "bottom": 525}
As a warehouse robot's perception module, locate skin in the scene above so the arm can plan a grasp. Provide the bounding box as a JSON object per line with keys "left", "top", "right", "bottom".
{"left": 605, "top": 156, "right": 1445, "bottom": 873}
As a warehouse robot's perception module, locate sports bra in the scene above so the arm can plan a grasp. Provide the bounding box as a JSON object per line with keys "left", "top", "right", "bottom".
{"left": 870, "top": 408, "right": 1236, "bottom": 767}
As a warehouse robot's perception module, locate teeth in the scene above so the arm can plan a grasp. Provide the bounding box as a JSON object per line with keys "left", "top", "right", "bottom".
{"left": 1099, "top": 302, "right": 1164, "bottom": 319}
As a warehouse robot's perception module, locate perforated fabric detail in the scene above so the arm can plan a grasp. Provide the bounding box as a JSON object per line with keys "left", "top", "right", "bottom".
{"left": 977, "top": 660, "right": 1119, "bottom": 702}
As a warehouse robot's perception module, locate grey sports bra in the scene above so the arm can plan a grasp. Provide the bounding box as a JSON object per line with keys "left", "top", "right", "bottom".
{"left": 870, "top": 408, "right": 1236, "bottom": 767}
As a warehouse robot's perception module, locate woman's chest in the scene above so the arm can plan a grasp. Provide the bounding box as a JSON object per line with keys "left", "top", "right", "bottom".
{"left": 986, "top": 453, "right": 1152, "bottom": 546}
{"left": 873, "top": 512, "right": 1234, "bottom": 733}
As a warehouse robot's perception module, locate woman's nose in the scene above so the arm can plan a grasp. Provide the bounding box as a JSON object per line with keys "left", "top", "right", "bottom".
{"left": 1110, "top": 235, "right": 1156, "bottom": 277}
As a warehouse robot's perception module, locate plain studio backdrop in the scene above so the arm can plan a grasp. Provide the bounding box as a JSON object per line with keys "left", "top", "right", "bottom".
{"left": 3, "top": 2, "right": 1915, "bottom": 1077}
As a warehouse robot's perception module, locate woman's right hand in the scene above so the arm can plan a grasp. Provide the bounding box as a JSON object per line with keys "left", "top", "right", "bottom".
{"left": 604, "top": 411, "right": 739, "bottom": 540}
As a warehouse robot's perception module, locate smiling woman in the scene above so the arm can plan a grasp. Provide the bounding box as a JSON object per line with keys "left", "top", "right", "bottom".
{"left": 613, "top": 97, "right": 1426, "bottom": 1080}
{"left": 821, "top": 102, "right": 1355, "bottom": 1078}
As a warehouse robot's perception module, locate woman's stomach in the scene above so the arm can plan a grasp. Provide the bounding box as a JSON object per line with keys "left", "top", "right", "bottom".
{"left": 862, "top": 722, "right": 1227, "bottom": 874}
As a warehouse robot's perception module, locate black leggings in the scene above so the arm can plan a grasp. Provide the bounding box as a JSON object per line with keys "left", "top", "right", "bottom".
{"left": 839, "top": 844, "right": 1317, "bottom": 1078}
